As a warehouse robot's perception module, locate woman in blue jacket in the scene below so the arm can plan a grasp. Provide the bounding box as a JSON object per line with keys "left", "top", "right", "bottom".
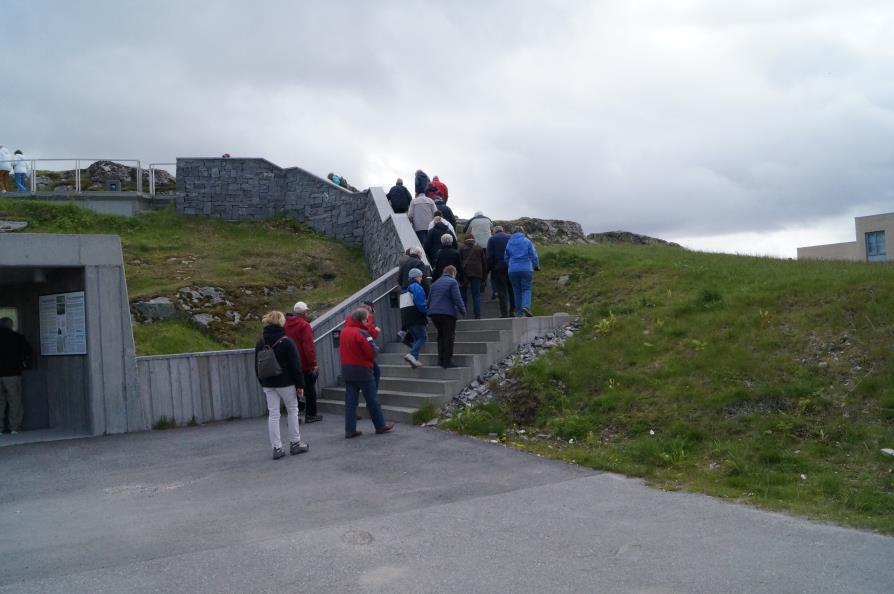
{"left": 504, "top": 226, "right": 540, "bottom": 317}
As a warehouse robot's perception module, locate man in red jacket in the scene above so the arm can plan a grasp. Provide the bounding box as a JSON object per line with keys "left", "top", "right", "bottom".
{"left": 284, "top": 301, "right": 322, "bottom": 423}
{"left": 431, "top": 175, "right": 449, "bottom": 202}
{"left": 339, "top": 308, "right": 394, "bottom": 438}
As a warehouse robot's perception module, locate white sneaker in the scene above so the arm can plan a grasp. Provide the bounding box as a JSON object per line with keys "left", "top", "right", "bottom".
{"left": 403, "top": 353, "right": 421, "bottom": 368}
{"left": 10, "top": 431, "right": 18, "bottom": 435}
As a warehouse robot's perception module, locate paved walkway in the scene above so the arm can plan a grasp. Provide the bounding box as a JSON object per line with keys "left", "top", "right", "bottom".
{"left": 1, "top": 418, "right": 891, "bottom": 593}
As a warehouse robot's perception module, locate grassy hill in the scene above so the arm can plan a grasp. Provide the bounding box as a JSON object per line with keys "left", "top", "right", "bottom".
{"left": 445, "top": 244, "right": 894, "bottom": 533}
{"left": 0, "top": 199, "right": 368, "bottom": 355}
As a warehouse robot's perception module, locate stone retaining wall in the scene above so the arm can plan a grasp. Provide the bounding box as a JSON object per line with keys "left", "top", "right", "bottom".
{"left": 176, "top": 158, "right": 423, "bottom": 277}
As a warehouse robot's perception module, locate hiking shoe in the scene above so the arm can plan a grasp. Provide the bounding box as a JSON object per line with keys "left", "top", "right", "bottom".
{"left": 345, "top": 431, "right": 363, "bottom": 439}
{"left": 290, "top": 441, "right": 309, "bottom": 455}
{"left": 376, "top": 421, "right": 395, "bottom": 435}
{"left": 522, "top": 307, "right": 534, "bottom": 317}
{"left": 305, "top": 414, "right": 323, "bottom": 423}
{"left": 272, "top": 447, "right": 285, "bottom": 460}
{"left": 403, "top": 353, "right": 421, "bottom": 368}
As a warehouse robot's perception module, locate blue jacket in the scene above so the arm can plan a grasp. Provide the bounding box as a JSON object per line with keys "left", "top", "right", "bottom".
{"left": 400, "top": 281, "right": 429, "bottom": 327}
{"left": 486, "top": 231, "right": 511, "bottom": 270}
{"left": 504, "top": 232, "right": 540, "bottom": 273}
{"left": 427, "top": 275, "right": 466, "bottom": 318}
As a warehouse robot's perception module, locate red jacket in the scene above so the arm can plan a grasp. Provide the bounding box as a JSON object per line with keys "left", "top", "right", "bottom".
{"left": 432, "top": 177, "right": 448, "bottom": 201}
{"left": 284, "top": 313, "right": 317, "bottom": 370}
{"left": 339, "top": 318, "right": 377, "bottom": 381}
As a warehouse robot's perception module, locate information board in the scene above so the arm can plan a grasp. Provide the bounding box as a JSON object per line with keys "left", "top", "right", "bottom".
{"left": 39, "top": 291, "right": 87, "bottom": 355}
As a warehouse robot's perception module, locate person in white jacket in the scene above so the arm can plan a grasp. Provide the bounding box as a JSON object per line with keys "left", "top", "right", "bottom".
{"left": 13, "top": 150, "right": 29, "bottom": 192}
{"left": 0, "top": 145, "right": 12, "bottom": 192}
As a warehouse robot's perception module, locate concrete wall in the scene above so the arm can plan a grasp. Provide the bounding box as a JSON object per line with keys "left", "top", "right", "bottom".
{"left": 13, "top": 193, "right": 174, "bottom": 216}
{"left": 797, "top": 241, "right": 858, "bottom": 261}
{"left": 175, "top": 158, "right": 424, "bottom": 277}
{"left": 0, "top": 234, "right": 144, "bottom": 435}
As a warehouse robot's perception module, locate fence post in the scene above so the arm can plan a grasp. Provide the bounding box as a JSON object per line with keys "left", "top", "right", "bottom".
{"left": 30, "top": 160, "right": 36, "bottom": 192}
{"left": 137, "top": 162, "right": 143, "bottom": 193}
{"left": 75, "top": 160, "right": 81, "bottom": 194}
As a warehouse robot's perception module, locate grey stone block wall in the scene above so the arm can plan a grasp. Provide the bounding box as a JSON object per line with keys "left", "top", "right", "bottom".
{"left": 176, "top": 158, "right": 424, "bottom": 277}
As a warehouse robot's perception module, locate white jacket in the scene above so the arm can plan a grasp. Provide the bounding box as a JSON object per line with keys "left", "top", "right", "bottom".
{"left": 0, "top": 147, "right": 12, "bottom": 173}
{"left": 13, "top": 154, "right": 28, "bottom": 174}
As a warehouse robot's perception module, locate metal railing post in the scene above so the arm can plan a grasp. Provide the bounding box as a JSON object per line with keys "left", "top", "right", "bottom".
{"left": 30, "top": 160, "right": 36, "bottom": 192}
{"left": 137, "top": 161, "right": 143, "bottom": 193}
{"left": 149, "top": 166, "right": 155, "bottom": 196}
{"left": 75, "top": 160, "right": 81, "bottom": 193}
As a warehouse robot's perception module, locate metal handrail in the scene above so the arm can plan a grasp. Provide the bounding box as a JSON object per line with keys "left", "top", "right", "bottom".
{"left": 313, "top": 283, "right": 399, "bottom": 344}
{"left": 20, "top": 158, "right": 147, "bottom": 194}
{"left": 148, "top": 162, "right": 176, "bottom": 196}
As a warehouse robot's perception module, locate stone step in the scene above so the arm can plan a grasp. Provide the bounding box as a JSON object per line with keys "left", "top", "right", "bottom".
{"left": 428, "top": 329, "right": 506, "bottom": 342}
{"left": 377, "top": 364, "right": 472, "bottom": 381}
{"left": 322, "top": 386, "right": 450, "bottom": 409}
{"left": 455, "top": 317, "right": 516, "bottom": 331}
{"left": 316, "top": 398, "right": 418, "bottom": 425}
{"left": 382, "top": 341, "right": 491, "bottom": 354}
{"left": 376, "top": 352, "right": 477, "bottom": 367}
{"left": 378, "top": 376, "right": 462, "bottom": 396}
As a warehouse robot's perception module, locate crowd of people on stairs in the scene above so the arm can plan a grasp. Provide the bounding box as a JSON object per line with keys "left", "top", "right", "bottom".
{"left": 251, "top": 168, "right": 540, "bottom": 461}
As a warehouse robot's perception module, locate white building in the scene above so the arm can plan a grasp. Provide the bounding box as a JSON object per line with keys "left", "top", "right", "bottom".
{"left": 797, "top": 212, "right": 894, "bottom": 262}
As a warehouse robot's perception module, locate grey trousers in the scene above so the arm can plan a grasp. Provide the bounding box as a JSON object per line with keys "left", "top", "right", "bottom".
{"left": 0, "top": 376, "right": 23, "bottom": 432}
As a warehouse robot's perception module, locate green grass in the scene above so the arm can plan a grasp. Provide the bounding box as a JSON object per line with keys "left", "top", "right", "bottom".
{"left": 0, "top": 199, "right": 368, "bottom": 354}
{"left": 449, "top": 243, "right": 894, "bottom": 533}
{"left": 412, "top": 401, "right": 440, "bottom": 425}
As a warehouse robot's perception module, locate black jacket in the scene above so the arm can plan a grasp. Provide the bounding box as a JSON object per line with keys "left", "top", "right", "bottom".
{"left": 386, "top": 184, "right": 412, "bottom": 212}
{"left": 424, "top": 222, "right": 457, "bottom": 263}
{"left": 397, "top": 255, "right": 431, "bottom": 290}
{"left": 434, "top": 199, "right": 457, "bottom": 228}
{"left": 254, "top": 325, "right": 304, "bottom": 389}
{"left": 433, "top": 247, "right": 464, "bottom": 283}
{"left": 414, "top": 170, "right": 430, "bottom": 196}
{"left": 0, "top": 328, "right": 32, "bottom": 377}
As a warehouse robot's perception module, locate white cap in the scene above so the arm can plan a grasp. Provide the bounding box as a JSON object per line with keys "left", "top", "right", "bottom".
{"left": 293, "top": 301, "right": 308, "bottom": 313}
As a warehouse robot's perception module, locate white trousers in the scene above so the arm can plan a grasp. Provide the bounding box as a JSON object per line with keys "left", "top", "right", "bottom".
{"left": 264, "top": 386, "right": 301, "bottom": 449}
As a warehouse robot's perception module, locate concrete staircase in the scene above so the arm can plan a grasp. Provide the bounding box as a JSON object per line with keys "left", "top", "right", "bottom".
{"left": 317, "top": 298, "right": 572, "bottom": 424}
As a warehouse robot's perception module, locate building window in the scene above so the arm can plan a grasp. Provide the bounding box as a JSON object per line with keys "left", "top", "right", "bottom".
{"left": 866, "top": 231, "right": 886, "bottom": 262}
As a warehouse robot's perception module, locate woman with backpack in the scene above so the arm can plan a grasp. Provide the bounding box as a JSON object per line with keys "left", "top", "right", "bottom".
{"left": 255, "top": 310, "right": 309, "bottom": 460}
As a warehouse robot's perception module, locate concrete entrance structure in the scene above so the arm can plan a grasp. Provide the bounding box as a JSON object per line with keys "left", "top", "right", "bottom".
{"left": 798, "top": 211, "right": 894, "bottom": 261}
{"left": 0, "top": 234, "right": 144, "bottom": 440}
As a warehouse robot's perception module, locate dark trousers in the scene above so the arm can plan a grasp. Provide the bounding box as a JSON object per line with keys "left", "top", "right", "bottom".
{"left": 302, "top": 371, "right": 318, "bottom": 416}
{"left": 493, "top": 264, "right": 514, "bottom": 317}
{"left": 461, "top": 278, "right": 483, "bottom": 318}
{"left": 415, "top": 230, "right": 428, "bottom": 245}
{"left": 344, "top": 379, "right": 386, "bottom": 434}
{"left": 430, "top": 314, "right": 457, "bottom": 366}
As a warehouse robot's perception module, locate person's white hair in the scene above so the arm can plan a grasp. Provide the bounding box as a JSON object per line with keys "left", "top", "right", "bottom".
{"left": 441, "top": 233, "right": 453, "bottom": 246}
{"left": 474, "top": 210, "right": 484, "bottom": 217}
{"left": 411, "top": 246, "right": 424, "bottom": 256}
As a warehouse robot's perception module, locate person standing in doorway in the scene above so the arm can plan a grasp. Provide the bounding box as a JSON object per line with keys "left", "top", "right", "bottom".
{"left": 12, "top": 150, "right": 28, "bottom": 192}
{"left": 427, "top": 265, "right": 465, "bottom": 368}
{"left": 255, "top": 311, "right": 309, "bottom": 460}
{"left": 505, "top": 226, "right": 540, "bottom": 317}
{"left": 284, "top": 302, "right": 322, "bottom": 423}
{"left": 0, "top": 145, "right": 12, "bottom": 192}
{"left": 0, "top": 317, "right": 32, "bottom": 435}
{"left": 340, "top": 308, "right": 394, "bottom": 438}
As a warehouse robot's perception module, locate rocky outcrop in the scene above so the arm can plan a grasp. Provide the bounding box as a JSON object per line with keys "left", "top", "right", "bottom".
{"left": 455, "top": 216, "right": 678, "bottom": 247}
{"left": 586, "top": 231, "right": 681, "bottom": 248}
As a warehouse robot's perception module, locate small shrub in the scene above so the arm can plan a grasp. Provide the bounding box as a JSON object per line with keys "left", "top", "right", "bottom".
{"left": 695, "top": 288, "right": 723, "bottom": 308}
{"left": 153, "top": 416, "right": 177, "bottom": 430}
{"left": 413, "top": 402, "right": 438, "bottom": 425}
{"left": 442, "top": 402, "right": 505, "bottom": 436}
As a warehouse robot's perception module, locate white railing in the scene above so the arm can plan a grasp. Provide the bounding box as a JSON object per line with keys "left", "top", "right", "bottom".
{"left": 148, "top": 162, "right": 177, "bottom": 196}
{"left": 23, "top": 159, "right": 145, "bottom": 194}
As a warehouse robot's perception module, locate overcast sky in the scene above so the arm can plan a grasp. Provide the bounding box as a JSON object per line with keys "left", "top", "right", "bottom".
{"left": 4, "top": 1, "right": 893, "bottom": 257}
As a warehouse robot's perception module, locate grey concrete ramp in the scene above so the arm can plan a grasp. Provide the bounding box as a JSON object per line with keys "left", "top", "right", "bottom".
{"left": 1, "top": 420, "right": 891, "bottom": 593}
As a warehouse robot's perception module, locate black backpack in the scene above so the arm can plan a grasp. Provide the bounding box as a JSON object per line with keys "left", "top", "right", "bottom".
{"left": 257, "top": 337, "right": 286, "bottom": 379}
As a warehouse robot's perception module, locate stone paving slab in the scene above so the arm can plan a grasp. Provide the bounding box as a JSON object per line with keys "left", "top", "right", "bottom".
{"left": 0, "top": 418, "right": 891, "bottom": 593}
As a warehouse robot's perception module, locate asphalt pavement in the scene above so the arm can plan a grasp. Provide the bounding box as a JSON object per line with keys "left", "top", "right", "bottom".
{"left": 1, "top": 417, "right": 891, "bottom": 593}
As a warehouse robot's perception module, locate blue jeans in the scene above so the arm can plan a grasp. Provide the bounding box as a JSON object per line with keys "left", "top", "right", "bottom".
{"left": 408, "top": 323, "right": 427, "bottom": 359}
{"left": 14, "top": 173, "right": 26, "bottom": 192}
{"left": 462, "top": 278, "right": 482, "bottom": 317}
{"left": 344, "top": 378, "right": 386, "bottom": 433}
{"left": 509, "top": 270, "right": 533, "bottom": 317}
{"left": 416, "top": 230, "right": 428, "bottom": 245}
{"left": 373, "top": 361, "right": 381, "bottom": 389}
